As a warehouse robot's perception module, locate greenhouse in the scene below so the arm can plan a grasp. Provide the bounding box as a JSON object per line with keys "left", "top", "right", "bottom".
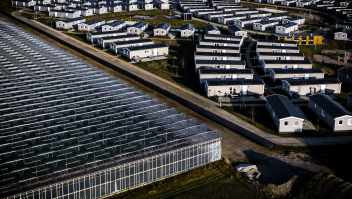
{"left": 0, "top": 18, "right": 223, "bottom": 199}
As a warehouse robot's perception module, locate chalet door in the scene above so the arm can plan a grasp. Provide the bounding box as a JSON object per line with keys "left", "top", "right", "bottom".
{"left": 293, "top": 65, "right": 298, "bottom": 69}
{"left": 222, "top": 57, "right": 227, "bottom": 60}
{"left": 286, "top": 57, "right": 290, "bottom": 60}
{"left": 304, "top": 74, "right": 309, "bottom": 79}
{"left": 232, "top": 75, "right": 237, "bottom": 80}
{"left": 222, "top": 50, "right": 226, "bottom": 53}
{"left": 321, "top": 85, "right": 326, "bottom": 93}
{"left": 224, "top": 44, "right": 227, "bottom": 46}
{"left": 226, "top": 65, "right": 230, "bottom": 69}
{"left": 282, "top": 50, "right": 286, "bottom": 53}
{"left": 152, "top": 49, "right": 157, "bottom": 55}
{"left": 139, "top": 43, "right": 142, "bottom": 46}
{"left": 55, "top": 12, "right": 57, "bottom": 17}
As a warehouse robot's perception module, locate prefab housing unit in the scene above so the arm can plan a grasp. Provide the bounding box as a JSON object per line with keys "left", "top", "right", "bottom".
{"left": 233, "top": 9, "right": 259, "bottom": 15}
{"left": 194, "top": 52, "right": 242, "bottom": 61}
{"left": 138, "top": 1, "right": 154, "bottom": 10}
{"left": 219, "top": 15, "right": 247, "bottom": 24}
{"left": 337, "top": 67, "right": 352, "bottom": 85}
{"left": 246, "top": 12, "right": 272, "bottom": 18}
{"left": 78, "top": 19, "right": 105, "bottom": 32}
{"left": 122, "top": 43, "right": 169, "bottom": 59}
{"left": 257, "top": 52, "right": 304, "bottom": 61}
{"left": 261, "top": 60, "right": 312, "bottom": 73}
{"left": 267, "top": 0, "right": 284, "bottom": 4}
{"left": 97, "top": 34, "right": 140, "bottom": 48}
{"left": 262, "top": 14, "right": 287, "bottom": 22}
{"left": 334, "top": 27, "right": 348, "bottom": 40}
{"left": 228, "top": 25, "right": 247, "bottom": 37}
{"left": 198, "top": 68, "right": 253, "bottom": 84}
{"left": 49, "top": 10, "right": 80, "bottom": 18}
{"left": 204, "top": 12, "right": 234, "bottom": 22}
{"left": 281, "top": 0, "right": 295, "bottom": 6}
{"left": 109, "top": 39, "right": 154, "bottom": 54}
{"left": 275, "top": 23, "right": 298, "bottom": 34}
{"left": 56, "top": 17, "right": 86, "bottom": 30}
{"left": 204, "top": 34, "right": 243, "bottom": 42}
{"left": 309, "top": 94, "right": 352, "bottom": 131}
{"left": 155, "top": 1, "right": 170, "bottom": 9}
{"left": 269, "top": 68, "right": 325, "bottom": 82}
{"left": 154, "top": 23, "right": 171, "bottom": 37}
{"left": 180, "top": 24, "right": 195, "bottom": 38}
{"left": 282, "top": 78, "right": 342, "bottom": 96}
{"left": 86, "top": 30, "right": 127, "bottom": 43}
{"left": 257, "top": 39, "right": 298, "bottom": 47}
{"left": 100, "top": 4, "right": 122, "bottom": 12}
{"left": 195, "top": 60, "right": 246, "bottom": 73}
{"left": 205, "top": 25, "right": 221, "bottom": 34}
{"left": 234, "top": 17, "right": 262, "bottom": 28}
{"left": 266, "top": 94, "right": 304, "bottom": 133}
{"left": 256, "top": 45, "right": 300, "bottom": 54}
{"left": 194, "top": 10, "right": 222, "bottom": 18}
{"left": 101, "top": 20, "right": 126, "bottom": 32}
{"left": 282, "top": 17, "right": 305, "bottom": 25}
{"left": 222, "top": 6, "right": 249, "bottom": 12}
{"left": 127, "top": 22, "right": 148, "bottom": 35}
{"left": 204, "top": 79, "right": 265, "bottom": 97}
{"left": 253, "top": 20, "right": 280, "bottom": 31}
{"left": 199, "top": 39, "right": 241, "bottom": 47}
{"left": 196, "top": 45, "right": 240, "bottom": 53}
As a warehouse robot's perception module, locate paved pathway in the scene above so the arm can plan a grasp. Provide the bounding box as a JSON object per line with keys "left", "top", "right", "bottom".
{"left": 245, "top": 41, "right": 276, "bottom": 94}
{"left": 10, "top": 11, "right": 352, "bottom": 147}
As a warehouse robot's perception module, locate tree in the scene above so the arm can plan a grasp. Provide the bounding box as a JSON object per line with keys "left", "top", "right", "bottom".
{"left": 247, "top": 106, "right": 257, "bottom": 124}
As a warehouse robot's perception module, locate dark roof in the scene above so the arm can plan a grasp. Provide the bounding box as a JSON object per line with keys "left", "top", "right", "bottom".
{"left": 112, "top": 39, "right": 153, "bottom": 45}
{"left": 103, "top": 20, "right": 125, "bottom": 27}
{"left": 228, "top": 25, "right": 244, "bottom": 32}
{"left": 266, "top": 94, "right": 303, "bottom": 119}
{"left": 278, "top": 22, "right": 298, "bottom": 28}
{"left": 205, "top": 25, "right": 220, "bottom": 32}
{"left": 335, "top": 27, "right": 347, "bottom": 33}
{"left": 258, "top": 52, "right": 304, "bottom": 56}
{"left": 257, "top": 45, "right": 299, "bottom": 50}
{"left": 235, "top": 17, "right": 262, "bottom": 22}
{"left": 50, "top": 10, "right": 77, "bottom": 13}
{"left": 285, "top": 78, "right": 341, "bottom": 86}
{"left": 248, "top": 11, "right": 271, "bottom": 15}
{"left": 234, "top": 9, "right": 258, "bottom": 12}
{"left": 200, "top": 69, "right": 253, "bottom": 74}
{"left": 200, "top": 39, "right": 241, "bottom": 44}
{"left": 195, "top": 52, "right": 241, "bottom": 57}
{"left": 271, "top": 68, "right": 324, "bottom": 74}
{"left": 338, "top": 67, "right": 352, "bottom": 75}
{"left": 207, "top": 79, "right": 264, "bottom": 86}
{"left": 126, "top": 43, "right": 168, "bottom": 51}
{"left": 195, "top": 60, "right": 246, "bottom": 65}
{"left": 257, "top": 39, "right": 297, "bottom": 44}
{"left": 197, "top": 45, "right": 240, "bottom": 50}
{"left": 155, "top": 23, "right": 170, "bottom": 30}
{"left": 195, "top": 9, "right": 220, "bottom": 13}
{"left": 208, "top": 11, "right": 233, "bottom": 15}
{"left": 181, "top": 24, "right": 194, "bottom": 30}
{"left": 273, "top": 32, "right": 322, "bottom": 37}
{"left": 99, "top": 34, "right": 139, "bottom": 40}
{"left": 60, "top": 17, "right": 85, "bottom": 23}
{"left": 263, "top": 60, "right": 312, "bottom": 65}
{"left": 129, "top": 22, "right": 148, "bottom": 28}
{"left": 205, "top": 34, "right": 243, "bottom": 39}
{"left": 221, "top": 15, "right": 246, "bottom": 19}
{"left": 309, "top": 94, "right": 352, "bottom": 118}
{"left": 87, "top": 30, "right": 127, "bottom": 36}
{"left": 255, "top": 20, "right": 280, "bottom": 25}
{"left": 83, "top": 19, "right": 105, "bottom": 25}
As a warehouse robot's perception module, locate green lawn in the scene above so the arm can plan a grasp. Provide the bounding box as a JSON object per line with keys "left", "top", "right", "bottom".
{"left": 107, "top": 160, "right": 266, "bottom": 199}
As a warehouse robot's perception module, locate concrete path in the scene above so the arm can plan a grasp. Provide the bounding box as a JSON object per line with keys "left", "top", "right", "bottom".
{"left": 245, "top": 41, "right": 276, "bottom": 95}
{"left": 10, "top": 11, "right": 352, "bottom": 148}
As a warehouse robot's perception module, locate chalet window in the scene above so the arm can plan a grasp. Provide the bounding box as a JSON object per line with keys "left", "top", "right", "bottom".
{"left": 336, "top": 34, "right": 339, "bottom": 37}
{"left": 282, "top": 65, "right": 288, "bottom": 69}
{"left": 161, "top": 31, "right": 164, "bottom": 34}
{"left": 338, "top": 120, "right": 343, "bottom": 126}
{"left": 273, "top": 111, "right": 275, "bottom": 118}
{"left": 189, "top": 32, "right": 192, "bottom": 35}
{"left": 342, "top": 35, "right": 345, "bottom": 38}
{"left": 284, "top": 121, "right": 289, "bottom": 126}
{"left": 314, "top": 103, "right": 316, "bottom": 108}
{"left": 294, "top": 121, "right": 299, "bottom": 127}
{"left": 135, "top": 30, "right": 137, "bottom": 32}
{"left": 156, "top": 31, "right": 159, "bottom": 33}
{"left": 183, "top": 32, "right": 186, "bottom": 35}
{"left": 321, "top": 109, "right": 325, "bottom": 117}
{"left": 293, "top": 75, "right": 299, "bottom": 79}
{"left": 348, "top": 119, "right": 352, "bottom": 125}
{"left": 145, "top": 50, "right": 149, "bottom": 53}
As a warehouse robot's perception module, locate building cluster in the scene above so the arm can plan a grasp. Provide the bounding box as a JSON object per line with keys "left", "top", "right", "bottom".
{"left": 13, "top": 0, "right": 170, "bottom": 18}
{"left": 193, "top": 28, "right": 266, "bottom": 98}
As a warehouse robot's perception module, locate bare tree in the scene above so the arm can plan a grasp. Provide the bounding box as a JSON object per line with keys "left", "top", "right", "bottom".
{"left": 247, "top": 106, "right": 257, "bottom": 124}
{"left": 179, "top": 56, "right": 187, "bottom": 70}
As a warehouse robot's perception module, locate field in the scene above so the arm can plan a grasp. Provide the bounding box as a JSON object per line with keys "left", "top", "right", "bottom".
{"left": 107, "top": 160, "right": 266, "bottom": 199}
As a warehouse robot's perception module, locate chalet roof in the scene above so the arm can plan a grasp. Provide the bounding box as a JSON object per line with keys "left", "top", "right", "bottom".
{"left": 285, "top": 78, "right": 341, "bottom": 86}
{"left": 309, "top": 94, "right": 352, "bottom": 118}
{"left": 266, "top": 94, "right": 303, "bottom": 119}
{"left": 207, "top": 79, "right": 264, "bottom": 86}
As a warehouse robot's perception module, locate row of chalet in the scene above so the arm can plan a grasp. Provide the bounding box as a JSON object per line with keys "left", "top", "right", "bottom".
{"left": 192, "top": 33, "right": 266, "bottom": 98}
{"left": 14, "top": 0, "right": 170, "bottom": 19}
{"left": 256, "top": 39, "right": 342, "bottom": 97}
{"left": 267, "top": 93, "right": 352, "bottom": 133}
